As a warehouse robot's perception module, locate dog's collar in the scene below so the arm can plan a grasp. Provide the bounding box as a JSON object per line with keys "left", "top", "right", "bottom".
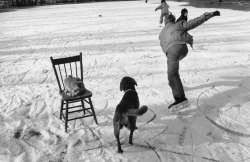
{"left": 124, "top": 89, "right": 133, "bottom": 93}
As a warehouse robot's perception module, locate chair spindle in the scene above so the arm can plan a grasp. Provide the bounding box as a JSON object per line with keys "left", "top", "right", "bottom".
{"left": 58, "top": 65, "right": 65, "bottom": 90}
{"left": 70, "top": 63, "right": 72, "bottom": 76}
{"left": 75, "top": 62, "right": 78, "bottom": 78}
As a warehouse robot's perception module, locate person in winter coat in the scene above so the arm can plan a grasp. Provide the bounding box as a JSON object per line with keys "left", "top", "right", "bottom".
{"left": 159, "top": 11, "right": 220, "bottom": 110}
{"left": 176, "top": 8, "right": 188, "bottom": 23}
{"left": 155, "top": 0, "right": 170, "bottom": 25}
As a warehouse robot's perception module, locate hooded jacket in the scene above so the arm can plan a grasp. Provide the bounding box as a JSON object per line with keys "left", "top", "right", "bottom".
{"left": 159, "top": 13, "right": 214, "bottom": 54}
{"left": 176, "top": 8, "right": 188, "bottom": 22}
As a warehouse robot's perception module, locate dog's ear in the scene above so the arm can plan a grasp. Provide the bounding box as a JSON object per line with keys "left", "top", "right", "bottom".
{"left": 120, "top": 78, "right": 125, "bottom": 91}
{"left": 120, "top": 82, "right": 123, "bottom": 91}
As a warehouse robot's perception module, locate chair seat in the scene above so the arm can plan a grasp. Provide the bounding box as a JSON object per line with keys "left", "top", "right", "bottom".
{"left": 60, "top": 89, "right": 93, "bottom": 101}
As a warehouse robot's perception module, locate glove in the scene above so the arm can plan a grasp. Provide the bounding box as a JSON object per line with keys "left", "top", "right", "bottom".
{"left": 213, "top": 11, "right": 220, "bottom": 16}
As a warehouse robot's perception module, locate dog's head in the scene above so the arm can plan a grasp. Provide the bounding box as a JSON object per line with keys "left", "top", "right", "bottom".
{"left": 120, "top": 76, "right": 137, "bottom": 91}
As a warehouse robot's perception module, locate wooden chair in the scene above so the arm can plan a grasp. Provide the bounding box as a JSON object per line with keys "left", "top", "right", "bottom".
{"left": 50, "top": 52, "right": 98, "bottom": 132}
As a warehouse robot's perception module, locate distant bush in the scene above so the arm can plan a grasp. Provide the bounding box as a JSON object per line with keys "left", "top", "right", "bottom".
{"left": 0, "top": 0, "right": 247, "bottom": 8}
{"left": 0, "top": 0, "right": 108, "bottom": 8}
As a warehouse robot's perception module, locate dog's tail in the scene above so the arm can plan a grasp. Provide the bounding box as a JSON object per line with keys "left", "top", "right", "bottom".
{"left": 126, "top": 105, "right": 148, "bottom": 116}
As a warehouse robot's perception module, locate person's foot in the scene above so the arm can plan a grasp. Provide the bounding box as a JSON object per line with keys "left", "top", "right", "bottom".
{"left": 168, "top": 98, "right": 189, "bottom": 112}
{"left": 168, "top": 100, "right": 178, "bottom": 109}
{"left": 168, "top": 97, "right": 188, "bottom": 109}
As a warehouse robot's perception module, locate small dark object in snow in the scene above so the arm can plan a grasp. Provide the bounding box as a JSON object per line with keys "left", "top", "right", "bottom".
{"left": 99, "top": 15, "right": 102, "bottom": 17}
{"left": 29, "top": 130, "right": 41, "bottom": 137}
{"left": 13, "top": 129, "right": 22, "bottom": 139}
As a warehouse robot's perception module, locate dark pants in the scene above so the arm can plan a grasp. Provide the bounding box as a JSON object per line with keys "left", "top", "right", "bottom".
{"left": 166, "top": 44, "right": 188, "bottom": 101}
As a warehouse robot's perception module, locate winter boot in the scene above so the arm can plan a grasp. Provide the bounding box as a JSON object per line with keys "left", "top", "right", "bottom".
{"left": 168, "top": 97, "right": 189, "bottom": 112}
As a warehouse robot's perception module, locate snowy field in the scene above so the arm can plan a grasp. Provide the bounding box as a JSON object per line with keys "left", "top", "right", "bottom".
{"left": 1, "top": 0, "right": 250, "bottom": 161}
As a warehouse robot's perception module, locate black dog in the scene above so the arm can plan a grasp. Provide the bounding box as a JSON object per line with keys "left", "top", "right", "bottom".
{"left": 113, "top": 76, "right": 148, "bottom": 153}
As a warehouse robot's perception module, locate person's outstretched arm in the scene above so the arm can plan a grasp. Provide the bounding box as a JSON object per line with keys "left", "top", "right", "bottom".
{"left": 155, "top": 5, "right": 162, "bottom": 11}
{"left": 179, "top": 11, "right": 220, "bottom": 31}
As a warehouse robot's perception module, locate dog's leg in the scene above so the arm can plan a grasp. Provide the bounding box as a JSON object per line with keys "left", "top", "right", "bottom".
{"left": 128, "top": 116, "right": 136, "bottom": 145}
{"left": 129, "top": 129, "right": 134, "bottom": 145}
{"left": 114, "top": 122, "right": 123, "bottom": 153}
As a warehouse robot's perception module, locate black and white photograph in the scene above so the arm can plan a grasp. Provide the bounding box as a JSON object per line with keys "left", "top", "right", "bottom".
{"left": 1, "top": 0, "right": 250, "bottom": 161}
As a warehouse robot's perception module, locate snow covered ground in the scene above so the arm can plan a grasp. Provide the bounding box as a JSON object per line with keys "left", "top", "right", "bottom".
{"left": 1, "top": 0, "right": 250, "bottom": 161}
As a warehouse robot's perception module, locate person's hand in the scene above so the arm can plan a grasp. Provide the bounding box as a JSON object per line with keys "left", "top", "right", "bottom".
{"left": 213, "top": 10, "right": 220, "bottom": 16}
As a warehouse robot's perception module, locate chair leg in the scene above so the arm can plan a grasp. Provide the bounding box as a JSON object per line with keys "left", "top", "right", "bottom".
{"left": 60, "top": 100, "right": 64, "bottom": 119}
{"left": 81, "top": 99, "right": 86, "bottom": 115}
{"left": 65, "top": 101, "right": 69, "bottom": 132}
{"left": 88, "top": 97, "right": 98, "bottom": 124}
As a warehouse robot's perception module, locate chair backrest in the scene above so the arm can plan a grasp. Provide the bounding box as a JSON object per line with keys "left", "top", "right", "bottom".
{"left": 50, "top": 52, "right": 83, "bottom": 92}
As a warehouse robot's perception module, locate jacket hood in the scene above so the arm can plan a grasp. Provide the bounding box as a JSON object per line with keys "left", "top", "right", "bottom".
{"left": 181, "top": 8, "right": 188, "bottom": 16}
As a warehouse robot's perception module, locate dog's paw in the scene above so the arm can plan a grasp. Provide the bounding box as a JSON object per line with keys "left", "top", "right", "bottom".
{"left": 117, "top": 149, "right": 123, "bottom": 154}
{"left": 129, "top": 136, "right": 133, "bottom": 145}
